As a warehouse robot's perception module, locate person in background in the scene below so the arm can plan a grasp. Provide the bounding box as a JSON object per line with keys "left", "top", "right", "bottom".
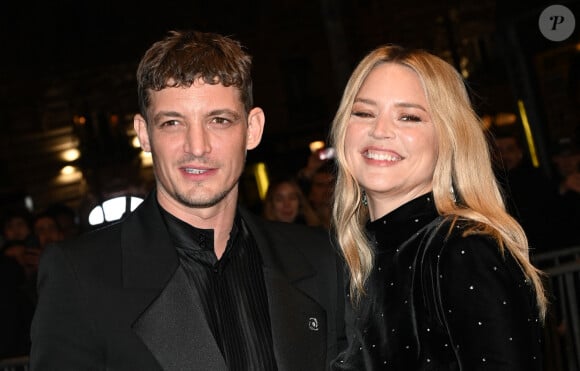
{"left": 0, "top": 253, "right": 34, "bottom": 359}
{"left": 32, "top": 211, "right": 65, "bottom": 250}
{"left": 2, "top": 239, "right": 28, "bottom": 269}
{"left": 551, "top": 138, "right": 580, "bottom": 247}
{"left": 1, "top": 208, "right": 33, "bottom": 245}
{"left": 262, "top": 176, "right": 322, "bottom": 226}
{"left": 329, "top": 44, "right": 546, "bottom": 370}
{"left": 297, "top": 148, "right": 336, "bottom": 229}
{"left": 491, "top": 126, "right": 560, "bottom": 254}
{"left": 307, "top": 162, "right": 336, "bottom": 229}
{"left": 44, "top": 202, "right": 81, "bottom": 241}
{"left": 31, "top": 29, "right": 345, "bottom": 371}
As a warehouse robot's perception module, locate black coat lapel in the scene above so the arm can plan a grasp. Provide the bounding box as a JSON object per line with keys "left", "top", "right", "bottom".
{"left": 122, "top": 193, "right": 226, "bottom": 370}
{"left": 240, "top": 208, "right": 328, "bottom": 371}
{"left": 132, "top": 265, "right": 227, "bottom": 371}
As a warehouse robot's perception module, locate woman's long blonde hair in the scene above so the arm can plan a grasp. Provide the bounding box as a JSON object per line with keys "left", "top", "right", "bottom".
{"left": 330, "top": 45, "right": 547, "bottom": 320}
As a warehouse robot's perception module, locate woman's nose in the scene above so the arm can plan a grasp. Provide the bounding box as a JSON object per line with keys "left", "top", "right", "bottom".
{"left": 370, "top": 115, "right": 395, "bottom": 139}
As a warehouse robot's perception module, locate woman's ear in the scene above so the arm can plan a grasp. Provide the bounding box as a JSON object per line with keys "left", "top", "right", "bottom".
{"left": 246, "top": 107, "right": 265, "bottom": 150}
{"left": 133, "top": 114, "right": 151, "bottom": 152}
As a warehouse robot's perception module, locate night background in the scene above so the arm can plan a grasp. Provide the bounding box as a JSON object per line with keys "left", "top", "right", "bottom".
{"left": 0, "top": 0, "right": 578, "bottom": 222}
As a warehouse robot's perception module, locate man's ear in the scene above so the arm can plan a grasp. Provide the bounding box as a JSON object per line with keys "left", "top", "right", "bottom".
{"left": 133, "top": 114, "right": 151, "bottom": 152}
{"left": 246, "top": 107, "right": 265, "bottom": 150}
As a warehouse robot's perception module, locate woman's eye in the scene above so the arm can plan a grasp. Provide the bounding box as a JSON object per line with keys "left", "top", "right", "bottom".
{"left": 352, "top": 111, "right": 373, "bottom": 118}
{"left": 400, "top": 114, "right": 421, "bottom": 122}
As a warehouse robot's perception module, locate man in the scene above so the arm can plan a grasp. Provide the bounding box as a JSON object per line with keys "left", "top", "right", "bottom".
{"left": 30, "top": 30, "right": 345, "bottom": 371}
{"left": 492, "top": 126, "right": 560, "bottom": 254}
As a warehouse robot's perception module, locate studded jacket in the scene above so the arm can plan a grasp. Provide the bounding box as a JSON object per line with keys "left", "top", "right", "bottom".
{"left": 331, "top": 193, "right": 543, "bottom": 371}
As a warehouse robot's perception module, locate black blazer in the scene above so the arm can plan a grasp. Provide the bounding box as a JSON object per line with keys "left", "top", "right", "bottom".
{"left": 30, "top": 193, "right": 345, "bottom": 371}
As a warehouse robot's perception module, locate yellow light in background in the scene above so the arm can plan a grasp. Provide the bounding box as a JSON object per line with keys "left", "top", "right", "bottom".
{"left": 140, "top": 151, "right": 153, "bottom": 167}
{"left": 253, "top": 162, "right": 269, "bottom": 200}
{"left": 460, "top": 56, "right": 470, "bottom": 79}
{"left": 61, "top": 165, "right": 76, "bottom": 175}
{"left": 517, "top": 100, "right": 540, "bottom": 168}
{"left": 495, "top": 112, "right": 517, "bottom": 126}
{"left": 132, "top": 136, "right": 141, "bottom": 148}
{"left": 61, "top": 148, "right": 80, "bottom": 162}
{"left": 56, "top": 165, "right": 82, "bottom": 184}
{"left": 309, "top": 140, "right": 325, "bottom": 153}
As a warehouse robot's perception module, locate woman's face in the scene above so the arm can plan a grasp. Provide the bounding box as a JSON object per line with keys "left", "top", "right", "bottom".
{"left": 344, "top": 62, "right": 438, "bottom": 219}
{"left": 270, "top": 182, "right": 301, "bottom": 223}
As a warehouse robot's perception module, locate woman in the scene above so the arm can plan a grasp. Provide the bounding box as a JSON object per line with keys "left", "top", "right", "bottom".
{"left": 263, "top": 177, "right": 322, "bottom": 226}
{"left": 329, "top": 45, "right": 546, "bottom": 370}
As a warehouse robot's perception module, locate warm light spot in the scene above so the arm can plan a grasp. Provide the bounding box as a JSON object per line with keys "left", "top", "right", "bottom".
{"left": 56, "top": 166, "right": 82, "bottom": 184}
{"left": 309, "top": 140, "right": 325, "bottom": 153}
{"left": 140, "top": 151, "right": 153, "bottom": 167}
{"left": 61, "top": 165, "right": 76, "bottom": 175}
{"left": 61, "top": 148, "right": 80, "bottom": 162}
{"left": 481, "top": 114, "right": 493, "bottom": 129}
{"left": 517, "top": 100, "right": 539, "bottom": 168}
{"left": 110, "top": 114, "right": 119, "bottom": 126}
{"left": 495, "top": 112, "right": 517, "bottom": 126}
{"left": 73, "top": 115, "right": 86, "bottom": 125}
{"left": 254, "top": 162, "right": 269, "bottom": 200}
{"left": 132, "top": 136, "right": 141, "bottom": 148}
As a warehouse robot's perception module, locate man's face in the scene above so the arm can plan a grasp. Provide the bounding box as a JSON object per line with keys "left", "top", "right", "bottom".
{"left": 34, "top": 216, "right": 63, "bottom": 248}
{"left": 4, "top": 217, "right": 31, "bottom": 241}
{"left": 134, "top": 79, "right": 264, "bottom": 217}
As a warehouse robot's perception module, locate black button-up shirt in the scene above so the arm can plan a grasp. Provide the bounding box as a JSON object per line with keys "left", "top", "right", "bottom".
{"left": 161, "top": 208, "right": 277, "bottom": 371}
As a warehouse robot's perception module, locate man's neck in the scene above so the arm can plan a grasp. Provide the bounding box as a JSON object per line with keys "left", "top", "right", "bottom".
{"left": 156, "top": 191, "right": 238, "bottom": 259}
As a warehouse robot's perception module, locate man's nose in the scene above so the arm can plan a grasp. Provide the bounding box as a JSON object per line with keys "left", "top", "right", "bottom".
{"left": 185, "top": 124, "right": 211, "bottom": 156}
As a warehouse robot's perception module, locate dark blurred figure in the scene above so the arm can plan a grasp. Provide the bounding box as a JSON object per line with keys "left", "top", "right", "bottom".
{"left": 492, "top": 126, "right": 561, "bottom": 254}
{"left": 1, "top": 208, "right": 33, "bottom": 246}
{"left": 2, "top": 239, "right": 39, "bottom": 281}
{"left": 32, "top": 211, "right": 65, "bottom": 251}
{"left": 262, "top": 176, "right": 322, "bottom": 226}
{"left": 0, "top": 248, "right": 35, "bottom": 358}
{"left": 298, "top": 155, "right": 336, "bottom": 230}
{"left": 44, "top": 203, "right": 81, "bottom": 241}
{"left": 21, "top": 212, "right": 67, "bottom": 307}
{"left": 551, "top": 138, "right": 580, "bottom": 247}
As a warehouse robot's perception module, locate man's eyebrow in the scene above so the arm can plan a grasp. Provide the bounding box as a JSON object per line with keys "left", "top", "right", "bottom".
{"left": 208, "top": 109, "right": 242, "bottom": 120}
{"left": 152, "top": 109, "right": 243, "bottom": 122}
{"left": 153, "top": 111, "right": 183, "bottom": 122}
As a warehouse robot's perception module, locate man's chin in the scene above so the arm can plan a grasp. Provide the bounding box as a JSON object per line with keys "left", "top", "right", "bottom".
{"left": 176, "top": 190, "right": 231, "bottom": 209}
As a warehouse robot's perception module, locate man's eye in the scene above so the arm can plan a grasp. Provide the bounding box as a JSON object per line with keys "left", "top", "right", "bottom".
{"left": 211, "top": 117, "right": 234, "bottom": 126}
{"left": 160, "top": 120, "right": 179, "bottom": 127}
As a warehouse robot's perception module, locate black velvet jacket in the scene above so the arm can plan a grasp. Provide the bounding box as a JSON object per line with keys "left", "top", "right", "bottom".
{"left": 331, "top": 193, "right": 543, "bottom": 371}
